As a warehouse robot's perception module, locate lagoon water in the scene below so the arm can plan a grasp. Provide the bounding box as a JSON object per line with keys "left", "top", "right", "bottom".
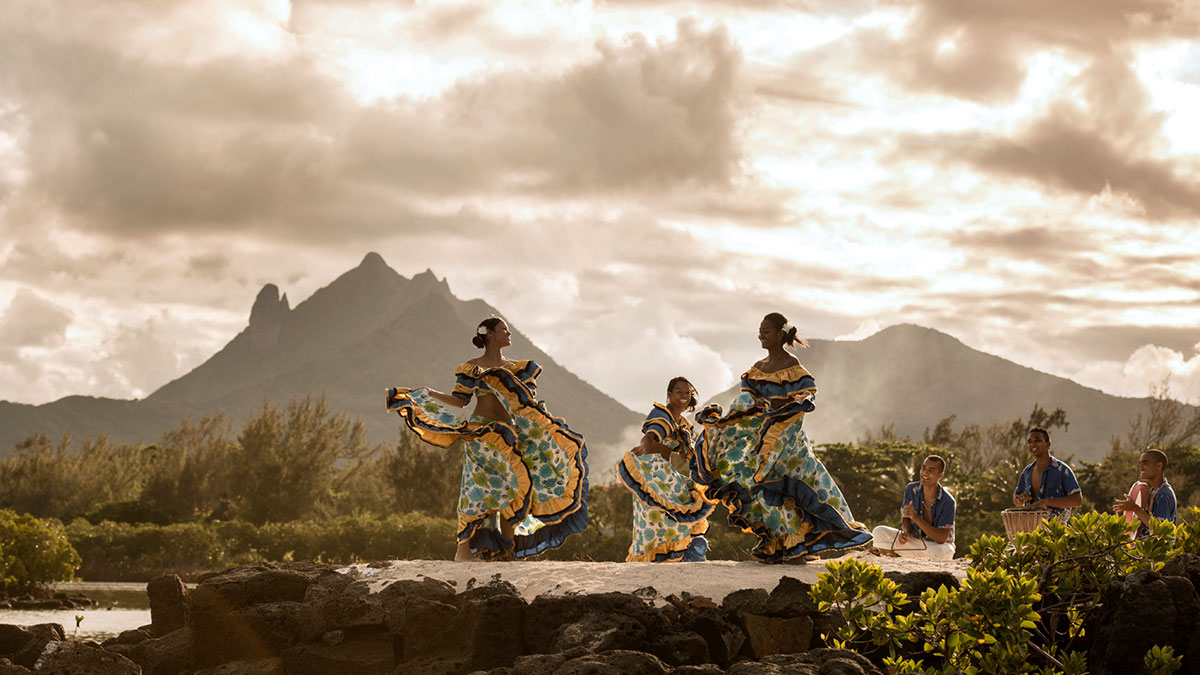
{"left": 0, "top": 582, "right": 151, "bottom": 641}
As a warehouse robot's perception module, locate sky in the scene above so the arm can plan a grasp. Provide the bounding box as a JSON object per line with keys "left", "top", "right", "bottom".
{"left": 1, "top": 0, "right": 1199, "bottom": 412}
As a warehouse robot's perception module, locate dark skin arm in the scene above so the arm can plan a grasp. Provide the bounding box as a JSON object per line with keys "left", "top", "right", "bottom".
{"left": 631, "top": 432, "right": 672, "bottom": 459}
{"left": 901, "top": 503, "right": 952, "bottom": 544}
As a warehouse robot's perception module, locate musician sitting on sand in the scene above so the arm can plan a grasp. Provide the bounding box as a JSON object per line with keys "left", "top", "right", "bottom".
{"left": 1112, "top": 449, "right": 1176, "bottom": 538}
{"left": 1013, "top": 427, "right": 1082, "bottom": 520}
{"left": 870, "top": 455, "right": 956, "bottom": 560}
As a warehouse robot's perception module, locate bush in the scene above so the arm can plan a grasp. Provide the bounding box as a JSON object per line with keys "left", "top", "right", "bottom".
{"left": 0, "top": 509, "right": 81, "bottom": 591}
{"left": 812, "top": 511, "right": 1192, "bottom": 674}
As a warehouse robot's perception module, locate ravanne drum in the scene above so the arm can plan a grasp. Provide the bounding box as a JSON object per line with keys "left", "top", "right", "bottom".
{"left": 1001, "top": 508, "right": 1051, "bottom": 541}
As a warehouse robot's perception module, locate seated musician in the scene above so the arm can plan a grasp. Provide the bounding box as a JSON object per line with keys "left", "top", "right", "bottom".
{"left": 1013, "top": 427, "right": 1082, "bottom": 520}
{"left": 871, "top": 454, "right": 956, "bottom": 560}
{"left": 1112, "top": 449, "right": 1176, "bottom": 538}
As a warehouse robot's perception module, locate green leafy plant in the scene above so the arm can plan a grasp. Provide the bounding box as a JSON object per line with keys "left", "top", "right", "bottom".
{"left": 1144, "top": 644, "right": 1183, "bottom": 675}
{"left": 0, "top": 509, "right": 81, "bottom": 591}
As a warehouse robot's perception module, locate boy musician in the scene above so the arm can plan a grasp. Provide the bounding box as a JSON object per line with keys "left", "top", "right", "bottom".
{"left": 870, "top": 455, "right": 955, "bottom": 560}
{"left": 1013, "top": 427, "right": 1082, "bottom": 519}
{"left": 1112, "top": 449, "right": 1176, "bottom": 538}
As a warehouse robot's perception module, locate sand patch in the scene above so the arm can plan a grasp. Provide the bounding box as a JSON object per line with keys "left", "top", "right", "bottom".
{"left": 344, "top": 552, "right": 968, "bottom": 600}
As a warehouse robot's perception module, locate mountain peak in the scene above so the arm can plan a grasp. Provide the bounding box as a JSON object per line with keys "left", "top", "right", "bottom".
{"left": 248, "top": 284, "right": 289, "bottom": 352}
{"left": 359, "top": 252, "right": 387, "bottom": 269}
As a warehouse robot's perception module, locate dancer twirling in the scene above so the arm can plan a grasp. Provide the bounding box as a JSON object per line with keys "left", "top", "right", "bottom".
{"left": 617, "top": 377, "right": 715, "bottom": 562}
{"left": 386, "top": 317, "right": 589, "bottom": 561}
{"left": 692, "top": 313, "right": 871, "bottom": 563}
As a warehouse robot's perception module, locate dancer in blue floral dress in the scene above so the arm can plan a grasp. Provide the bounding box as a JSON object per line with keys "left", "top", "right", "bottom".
{"left": 386, "top": 317, "right": 588, "bottom": 561}
{"left": 618, "top": 377, "right": 714, "bottom": 562}
{"left": 693, "top": 313, "right": 871, "bottom": 563}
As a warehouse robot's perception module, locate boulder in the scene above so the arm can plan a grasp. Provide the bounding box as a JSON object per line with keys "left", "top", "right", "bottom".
{"left": 102, "top": 629, "right": 153, "bottom": 648}
{"left": 124, "top": 627, "right": 190, "bottom": 675}
{"left": 511, "top": 652, "right": 565, "bottom": 675}
{"left": 645, "top": 631, "right": 709, "bottom": 666}
{"left": 0, "top": 657, "right": 32, "bottom": 675}
{"left": 882, "top": 571, "right": 959, "bottom": 607}
{"left": 147, "top": 575, "right": 189, "bottom": 637}
{"left": 552, "top": 612, "right": 647, "bottom": 654}
{"left": 1088, "top": 570, "right": 1200, "bottom": 675}
{"left": 463, "top": 592, "right": 526, "bottom": 671}
{"left": 762, "top": 648, "right": 884, "bottom": 675}
{"left": 679, "top": 608, "right": 745, "bottom": 668}
{"left": 524, "top": 593, "right": 665, "bottom": 654}
{"left": 279, "top": 631, "right": 396, "bottom": 675}
{"left": 33, "top": 640, "right": 141, "bottom": 675}
{"left": 298, "top": 572, "right": 384, "bottom": 642}
{"left": 670, "top": 666, "right": 725, "bottom": 675}
{"left": 0, "top": 624, "right": 65, "bottom": 669}
{"left": 721, "top": 589, "right": 770, "bottom": 616}
{"left": 737, "top": 613, "right": 813, "bottom": 658}
{"left": 194, "top": 563, "right": 330, "bottom": 609}
{"left": 766, "top": 577, "right": 817, "bottom": 618}
{"left": 190, "top": 563, "right": 331, "bottom": 668}
{"left": 554, "top": 650, "right": 669, "bottom": 675}
{"left": 190, "top": 600, "right": 305, "bottom": 668}
{"left": 727, "top": 662, "right": 800, "bottom": 675}
{"left": 190, "top": 657, "right": 285, "bottom": 675}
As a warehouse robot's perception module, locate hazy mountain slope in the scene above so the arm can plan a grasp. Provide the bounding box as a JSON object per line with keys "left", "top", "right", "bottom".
{"left": 0, "top": 253, "right": 641, "bottom": 454}
{"left": 706, "top": 324, "right": 1167, "bottom": 463}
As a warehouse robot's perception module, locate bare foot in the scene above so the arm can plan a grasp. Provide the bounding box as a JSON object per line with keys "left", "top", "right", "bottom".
{"left": 454, "top": 542, "right": 481, "bottom": 562}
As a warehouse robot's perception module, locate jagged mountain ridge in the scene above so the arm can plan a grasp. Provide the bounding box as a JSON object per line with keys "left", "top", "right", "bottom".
{"left": 707, "top": 324, "right": 1173, "bottom": 463}
{"left": 0, "top": 253, "right": 642, "bottom": 454}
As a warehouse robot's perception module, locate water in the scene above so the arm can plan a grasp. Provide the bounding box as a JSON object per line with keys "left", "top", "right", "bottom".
{"left": 0, "top": 582, "right": 151, "bottom": 642}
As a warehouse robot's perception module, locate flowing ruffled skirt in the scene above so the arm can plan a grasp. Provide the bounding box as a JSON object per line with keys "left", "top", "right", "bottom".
{"left": 386, "top": 387, "right": 589, "bottom": 560}
{"left": 693, "top": 392, "right": 871, "bottom": 563}
{"left": 617, "top": 451, "right": 713, "bottom": 562}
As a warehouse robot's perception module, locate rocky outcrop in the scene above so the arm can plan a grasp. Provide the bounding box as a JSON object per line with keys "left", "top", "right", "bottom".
{"left": 6, "top": 563, "right": 1000, "bottom": 674}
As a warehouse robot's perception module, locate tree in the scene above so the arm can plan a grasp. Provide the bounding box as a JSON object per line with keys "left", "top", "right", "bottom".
{"left": 232, "top": 396, "right": 378, "bottom": 524}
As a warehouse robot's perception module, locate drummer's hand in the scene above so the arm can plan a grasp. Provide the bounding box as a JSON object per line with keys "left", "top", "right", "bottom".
{"left": 1112, "top": 497, "right": 1136, "bottom": 513}
{"left": 1028, "top": 499, "right": 1047, "bottom": 509}
{"left": 898, "top": 532, "right": 910, "bottom": 545}
{"left": 1014, "top": 493, "right": 1031, "bottom": 507}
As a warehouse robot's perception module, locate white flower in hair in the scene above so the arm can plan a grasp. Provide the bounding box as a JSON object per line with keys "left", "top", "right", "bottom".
{"left": 476, "top": 325, "right": 489, "bottom": 335}
{"left": 782, "top": 321, "right": 794, "bottom": 333}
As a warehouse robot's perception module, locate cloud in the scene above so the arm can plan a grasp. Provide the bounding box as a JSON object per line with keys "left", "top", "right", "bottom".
{"left": 892, "top": 56, "right": 1200, "bottom": 219}
{"left": 1072, "top": 342, "right": 1200, "bottom": 402}
{"left": 0, "top": 289, "right": 74, "bottom": 359}
{"left": 850, "top": 0, "right": 1200, "bottom": 102}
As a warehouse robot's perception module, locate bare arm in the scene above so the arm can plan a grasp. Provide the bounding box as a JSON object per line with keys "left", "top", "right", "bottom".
{"left": 422, "top": 387, "right": 469, "bottom": 409}
{"left": 632, "top": 432, "right": 672, "bottom": 458}
{"left": 1031, "top": 493, "right": 1082, "bottom": 510}
{"left": 900, "top": 503, "right": 951, "bottom": 544}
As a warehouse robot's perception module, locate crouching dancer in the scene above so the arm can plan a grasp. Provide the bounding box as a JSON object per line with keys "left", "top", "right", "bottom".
{"left": 871, "top": 455, "right": 956, "bottom": 560}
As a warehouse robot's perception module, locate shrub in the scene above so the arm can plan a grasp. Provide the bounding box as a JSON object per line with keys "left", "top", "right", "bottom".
{"left": 0, "top": 509, "right": 81, "bottom": 591}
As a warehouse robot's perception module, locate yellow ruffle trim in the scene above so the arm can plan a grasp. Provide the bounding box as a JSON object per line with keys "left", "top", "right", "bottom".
{"left": 625, "top": 521, "right": 710, "bottom": 563}
{"left": 472, "top": 367, "right": 586, "bottom": 521}
{"left": 620, "top": 452, "right": 712, "bottom": 515}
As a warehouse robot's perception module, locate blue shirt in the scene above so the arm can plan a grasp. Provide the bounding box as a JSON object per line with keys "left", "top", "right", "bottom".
{"left": 1014, "top": 457, "right": 1081, "bottom": 519}
{"left": 902, "top": 482, "right": 956, "bottom": 542}
{"left": 1137, "top": 480, "right": 1177, "bottom": 538}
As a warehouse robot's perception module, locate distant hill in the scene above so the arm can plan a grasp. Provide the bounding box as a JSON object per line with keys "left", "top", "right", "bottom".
{"left": 705, "top": 324, "right": 1174, "bottom": 463}
{"left": 0, "top": 253, "right": 642, "bottom": 455}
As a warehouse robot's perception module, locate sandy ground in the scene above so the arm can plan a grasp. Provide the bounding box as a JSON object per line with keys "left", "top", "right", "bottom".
{"left": 342, "top": 553, "right": 968, "bottom": 600}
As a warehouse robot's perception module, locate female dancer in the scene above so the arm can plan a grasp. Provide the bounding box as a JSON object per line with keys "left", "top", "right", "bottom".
{"left": 692, "top": 313, "right": 870, "bottom": 563}
{"left": 617, "top": 377, "right": 714, "bottom": 562}
{"left": 386, "top": 317, "right": 589, "bottom": 561}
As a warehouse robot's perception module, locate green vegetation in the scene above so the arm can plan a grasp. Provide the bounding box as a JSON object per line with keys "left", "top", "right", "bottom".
{"left": 0, "top": 509, "right": 81, "bottom": 591}
{"left": 0, "top": 384, "right": 1197, "bottom": 579}
{"left": 813, "top": 510, "right": 1200, "bottom": 674}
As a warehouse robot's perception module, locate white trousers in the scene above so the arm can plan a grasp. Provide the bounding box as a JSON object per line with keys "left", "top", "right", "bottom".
{"left": 870, "top": 525, "right": 955, "bottom": 561}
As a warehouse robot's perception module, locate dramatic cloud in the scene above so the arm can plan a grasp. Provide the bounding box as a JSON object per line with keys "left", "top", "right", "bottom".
{"left": 1, "top": 0, "right": 1198, "bottom": 412}
{"left": 0, "top": 289, "right": 73, "bottom": 359}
